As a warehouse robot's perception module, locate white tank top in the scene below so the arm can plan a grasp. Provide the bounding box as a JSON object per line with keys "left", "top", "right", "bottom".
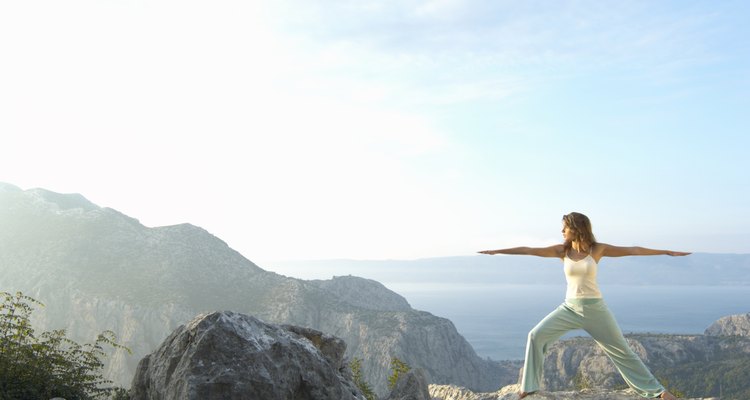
{"left": 563, "top": 254, "right": 603, "bottom": 299}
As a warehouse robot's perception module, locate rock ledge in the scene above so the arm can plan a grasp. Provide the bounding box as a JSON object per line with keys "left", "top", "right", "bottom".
{"left": 429, "top": 384, "right": 719, "bottom": 400}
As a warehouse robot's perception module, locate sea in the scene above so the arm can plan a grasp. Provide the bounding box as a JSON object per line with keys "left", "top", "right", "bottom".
{"left": 386, "top": 283, "right": 750, "bottom": 361}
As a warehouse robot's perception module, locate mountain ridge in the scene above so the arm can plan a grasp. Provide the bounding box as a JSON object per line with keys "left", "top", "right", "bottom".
{"left": 0, "top": 183, "right": 515, "bottom": 395}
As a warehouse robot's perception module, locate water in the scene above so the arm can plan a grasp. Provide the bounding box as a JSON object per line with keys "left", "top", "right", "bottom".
{"left": 388, "top": 283, "right": 750, "bottom": 361}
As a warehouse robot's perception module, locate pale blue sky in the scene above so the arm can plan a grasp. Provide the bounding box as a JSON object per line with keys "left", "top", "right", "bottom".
{"left": 1, "top": 1, "right": 748, "bottom": 262}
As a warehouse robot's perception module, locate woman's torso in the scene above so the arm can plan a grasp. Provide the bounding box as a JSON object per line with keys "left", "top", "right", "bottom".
{"left": 563, "top": 253, "right": 603, "bottom": 299}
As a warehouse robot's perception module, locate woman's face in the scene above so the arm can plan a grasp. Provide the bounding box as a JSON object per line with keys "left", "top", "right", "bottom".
{"left": 562, "top": 224, "right": 576, "bottom": 242}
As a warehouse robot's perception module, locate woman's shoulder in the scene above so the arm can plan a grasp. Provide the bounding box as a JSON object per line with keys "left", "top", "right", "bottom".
{"left": 550, "top": 243, "right": 567, "bottom": 259}
{"left": 590, "top": 243, "right": 611, "bottom": 258}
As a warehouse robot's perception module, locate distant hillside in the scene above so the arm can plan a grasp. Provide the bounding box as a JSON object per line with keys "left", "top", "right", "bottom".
{"left": 0, "top": 182, "right": 516, "bottom": 395}
{"left": 269, "top": 252, "right": 750, "bottom": 286}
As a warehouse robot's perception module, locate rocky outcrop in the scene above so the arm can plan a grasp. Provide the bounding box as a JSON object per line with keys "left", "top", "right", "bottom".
{"left": 536, "top": 332, "right": 750, "bottom": 392}
{"left": 428, "top": 384, "right": 718, "bottom": 400}
{"left": 705, "top": 312, "right": 750, "bottom": 336}
{"left": 0, "top": 183, "right": 511, "bottom": 396}
{"left": 130, "top": 311, "right": 363, "bottom": 400}
{"left": 309, "top": 275, "right": 412, "bottom": 312}
{"left": 539, "top": 335, "right": 656, "bottom": 390}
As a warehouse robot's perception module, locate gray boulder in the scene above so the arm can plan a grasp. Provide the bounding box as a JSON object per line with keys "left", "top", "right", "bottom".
{"left": 129, "top": 311, "right": 363, "bottom": 400}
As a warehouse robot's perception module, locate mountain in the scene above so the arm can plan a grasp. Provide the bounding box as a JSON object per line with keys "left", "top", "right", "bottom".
{"left": 0, "top": 183, "right": 516, "bottom": 396}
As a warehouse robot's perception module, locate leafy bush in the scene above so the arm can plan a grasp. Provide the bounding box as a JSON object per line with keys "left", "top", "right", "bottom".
{"left": 349, "top": 357, "right": 376, "bottom": 400}
{"left": 387, "top": 357, "right": 411, "bottom": 389}
{"left": 0, "top": 291, "right": 129, "bottom": 399}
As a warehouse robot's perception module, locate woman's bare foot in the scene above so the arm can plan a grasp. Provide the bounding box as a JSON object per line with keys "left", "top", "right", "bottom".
{"left": 659, "top": 391, "right": 677, "bottom": 400}
{"left": 518, "top": 392, "right": 536, "bottom": 399}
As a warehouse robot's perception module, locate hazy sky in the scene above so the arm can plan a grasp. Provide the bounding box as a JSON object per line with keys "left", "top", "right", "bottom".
{"left": 2, "top": 1, "right": 748, "bottom": 264}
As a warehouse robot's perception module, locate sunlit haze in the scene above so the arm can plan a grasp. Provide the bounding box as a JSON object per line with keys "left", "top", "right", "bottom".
{"left": 2, "top": 1, "right": 748, "bottom": 265}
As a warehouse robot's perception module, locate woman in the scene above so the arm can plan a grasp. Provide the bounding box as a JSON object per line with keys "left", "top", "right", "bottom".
{"left": 479, "top": 212, "right": 690, "bottom": 400}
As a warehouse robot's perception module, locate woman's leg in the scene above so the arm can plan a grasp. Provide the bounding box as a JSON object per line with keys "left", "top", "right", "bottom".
{"left": 520, "top": 304, "right": 582, "bottom": 394}
{"left": 583, "top": 302, "right": 666, "bottom": 398}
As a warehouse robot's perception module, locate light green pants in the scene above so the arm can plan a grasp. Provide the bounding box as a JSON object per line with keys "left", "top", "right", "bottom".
{"left": 520, "top": 298, "right": 665, "bottom": 398}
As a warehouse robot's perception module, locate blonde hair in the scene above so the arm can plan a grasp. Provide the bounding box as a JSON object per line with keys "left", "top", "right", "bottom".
{"left": 562, "top": 212, "right": 596, "bottom": 252}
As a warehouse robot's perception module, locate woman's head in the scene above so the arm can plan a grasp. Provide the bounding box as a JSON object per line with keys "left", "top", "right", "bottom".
{"left": 562, "top": 212, "right": 596, "bottom": 250}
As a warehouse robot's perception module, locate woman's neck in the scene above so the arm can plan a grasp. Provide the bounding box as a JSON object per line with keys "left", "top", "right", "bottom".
{"left": 572, "top": 242, "right": 588, "bottom": 253}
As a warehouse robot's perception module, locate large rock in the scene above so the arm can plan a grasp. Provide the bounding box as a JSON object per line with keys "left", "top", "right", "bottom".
{"left": 705, "top": 312, "right": 750, "bottom": 336}
{"left": 129, "top": 311, "right": 363, "bottom": 400}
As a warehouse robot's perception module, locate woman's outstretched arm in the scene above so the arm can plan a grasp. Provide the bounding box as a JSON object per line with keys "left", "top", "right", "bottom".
{"left": 479, "top": 244, "right": 564, "bottom": 258}
{"left": 596, "top": 243, "right": 691, "bottom": 258}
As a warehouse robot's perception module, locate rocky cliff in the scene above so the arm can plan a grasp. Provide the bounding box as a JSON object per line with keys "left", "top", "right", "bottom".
{"left": 0, "top": 183, "right": 514, "bottom": 395}
{"left": 705, "top": 312, "right": 750, "bottom": 337}
{"left": 530, "top": 327, "right": 750, "bottom": 399}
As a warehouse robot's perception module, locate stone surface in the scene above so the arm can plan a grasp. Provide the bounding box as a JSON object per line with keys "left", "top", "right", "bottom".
{"left": 309, "top": 275, "right": 412, "bottom": 312}
{"left": 705, "top": 312, "right": 750, "bottom": 336}
{"left": 129, "top": 311, "right": 363, "bottom": 400}
{"left": 281, "top": 324, "right": 348, "bottom": 370}
{"left": 386, "top": 368, "right": 431, "bottom": 400}
{"left": 429, "top": 384, "right": 718, "bottom": 400}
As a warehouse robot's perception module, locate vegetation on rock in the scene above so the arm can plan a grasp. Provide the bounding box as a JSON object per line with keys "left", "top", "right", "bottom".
{"left": 0, "top": 291, "right": 129, "bottom": 400}
{"left": 657, "top": 358, "right": 750, "bottom": 399}
{"left": 388, "top": 357, "right": 411, "bottom": 390}
{"left": 351, "top": 357, "right": 376, "bottom": 400}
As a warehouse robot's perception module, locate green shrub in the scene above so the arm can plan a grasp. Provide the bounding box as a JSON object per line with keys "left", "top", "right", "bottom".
{"left": 349, "top": 357, "right": 376, "bottom": 400}
{"left": 387, "top": 357, "right": 411, "bottom": 389}
{"left": 0, "top": 291, "right": 130, "bottom": 399}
